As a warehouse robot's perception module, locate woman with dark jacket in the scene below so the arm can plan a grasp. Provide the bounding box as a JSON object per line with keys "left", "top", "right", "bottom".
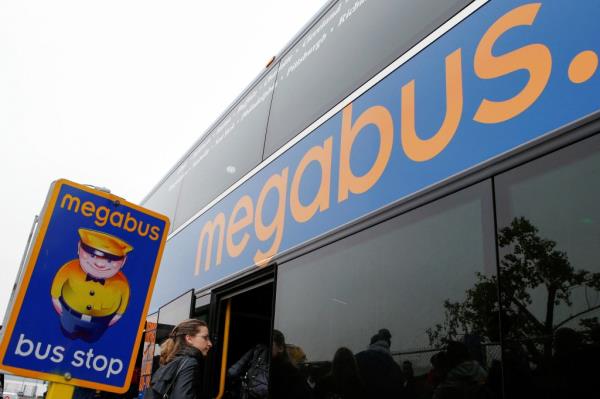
{"left": 148, "top": 319, "right": 212, "bottom": 399}
{"left": 270, "top": 330, "right": 313, "bottom": 399}
{"left": 315, "top": 347, "right": 366, "bottom": 399}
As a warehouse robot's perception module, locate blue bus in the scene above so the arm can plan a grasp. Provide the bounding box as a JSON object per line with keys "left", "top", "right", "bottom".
{"left": 141, "top": 0, "right": 600, "bottom": 397}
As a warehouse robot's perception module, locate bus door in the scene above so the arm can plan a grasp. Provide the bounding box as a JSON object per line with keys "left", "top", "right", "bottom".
{"left": 208, "top": 267, "right": 275, "bottom": 399}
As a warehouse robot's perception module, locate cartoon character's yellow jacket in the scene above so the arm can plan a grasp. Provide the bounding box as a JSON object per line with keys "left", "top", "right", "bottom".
{"left": 50, "top": 260, "right": 130, "bottom": 317}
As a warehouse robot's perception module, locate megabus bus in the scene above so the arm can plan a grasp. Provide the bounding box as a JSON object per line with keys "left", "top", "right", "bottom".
{"left": 140, "top": 1, "right": 600, "bottom": 397}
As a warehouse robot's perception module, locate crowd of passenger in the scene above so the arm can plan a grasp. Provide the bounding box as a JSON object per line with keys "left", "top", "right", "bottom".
{"left": 307, "top": 327, "right": 600, "bottom": 399}
{"left": 310, "top": 329, "right": 490, "bottom": 399}
{"left": 72, "top": 320, "right": 599, "bottom": 399}
{"left": 265, "top": 326, "right": 599, "bottom": 399}
{"left": 225, "top": 328, "right": 493, "bottom": 399}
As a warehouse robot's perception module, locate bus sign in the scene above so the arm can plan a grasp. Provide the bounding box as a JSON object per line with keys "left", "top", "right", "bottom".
{"left": 0, "top": 179, "right": 169, "bottom": 393}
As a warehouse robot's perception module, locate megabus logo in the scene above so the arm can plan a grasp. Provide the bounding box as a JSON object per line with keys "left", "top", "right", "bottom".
{"left": 60, "top": 194, "right": 163, "bottom": 241}
{"left": 151, "top": 0, "right": 600, "bottom": 308}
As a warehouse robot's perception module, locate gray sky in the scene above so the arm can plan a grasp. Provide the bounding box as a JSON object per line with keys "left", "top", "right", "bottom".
{"left": 0, "top": 0, "right": 325, "bottom": 322}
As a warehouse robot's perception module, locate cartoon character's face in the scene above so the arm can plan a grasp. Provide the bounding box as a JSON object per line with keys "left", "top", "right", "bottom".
{"left": 78, "top": 242, "right": 126, "bottom": 279}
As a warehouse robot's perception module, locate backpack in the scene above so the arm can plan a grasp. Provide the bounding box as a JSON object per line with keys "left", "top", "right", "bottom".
{"left": 240, "top": 346, "right": 269, "bottom": 399}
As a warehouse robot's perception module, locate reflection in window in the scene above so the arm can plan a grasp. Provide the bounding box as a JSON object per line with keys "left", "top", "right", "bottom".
{"left": 158, "top": 290, "right": 194, "bottom": 328}
{"left": 142, "top": 169, "right": 184, "bottom": 233}
{"left": 495, "top": 134, "right": 600, "bottom": 397}
{"left": 173, "top": 68, "right": 277, "bottom": 228}
{"left": 264, "top": 0, "right": 471, "bottom": 157}
{"left": 274, "top": 181, "right": 496, "bottom": 398}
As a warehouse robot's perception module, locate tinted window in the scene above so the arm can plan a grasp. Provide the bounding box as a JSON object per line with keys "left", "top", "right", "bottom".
{"left": 173, "top": 69, "right": 277, "bottom": 228}
{"left": 157, "top": 289, "right": 194, "bottom": 333}
{"left": 142, "top": 169, "right": 184, "bottom": 233}
{"left": 264, "top": 0, "right": 472, "bottom": 157}
{"left": 495, "top": 134, "right": 600, "bottom": 398}
{"left": 274, "top": 181, "right": 497, "bottom": 398}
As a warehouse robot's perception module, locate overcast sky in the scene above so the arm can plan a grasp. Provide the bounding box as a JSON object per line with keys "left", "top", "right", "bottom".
{"left": 0, "top": 0, "right": 326, "bottom": 322}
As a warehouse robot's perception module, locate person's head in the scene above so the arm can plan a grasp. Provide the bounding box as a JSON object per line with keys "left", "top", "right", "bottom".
{"left": 430, "top": 351, "right": 448, "bottom": 372}
{"left": 331, "top": 347, "right": 360, "bottom": 380}
{"left": 553, "top": 327, "right": 581, "bottom": 355}
{"left": 370, "top": 328, "right": 392, "bottom": 346}
{"left": 286, "top": 344, "right": 307, "bottom": 365}
{"left": 272, "top": 329, "right": 289, "bottom": 360}
{"left": 378, "top": 329, "right": 392, "bottom": 345}
{"left": 445, "top": 341, "right": 470, "bottom": 367}
{"left": 77, "top": 229, "right": 132, "bottom": 279}
{"left": 369, "top": 333, "right": 381, "bottom": 345}
{"left": 160, "top": 319, "right": 212, "bottom": 364}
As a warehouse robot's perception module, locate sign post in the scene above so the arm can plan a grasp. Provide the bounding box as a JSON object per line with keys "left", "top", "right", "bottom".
{"left": 46, "top": 382, "right": 75, "bottom": 398}
{"left": 0, "top": 179, "right": 170, "bottom": 395}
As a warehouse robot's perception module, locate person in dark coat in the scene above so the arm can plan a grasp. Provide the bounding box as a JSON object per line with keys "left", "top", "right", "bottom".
{"left": 432, "top": 341, "right": 487, "bottom": 399}
{"left": 355, "top": 330, "right": 404, "bottom": 398}
{"left": 270, "top": 330, "right": 313, "bottom": 399}
{"left": 147, "top": 319, "right": 212, "bottom": 399}
{"left": 227, "top": 343, "right": 269, "bottom": 399}
{"left": 314, "top": 347, "right": 366, "bottom": 399}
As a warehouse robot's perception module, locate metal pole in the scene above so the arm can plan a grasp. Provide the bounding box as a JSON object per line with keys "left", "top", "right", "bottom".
{"left": 2, "top": 215, "right": 39, "bottom": 330}
{"left": 45, "top": 382, "right": 74, "bottom": 399}
{"left": 19, "top": 214, "right": 39, "bottom": 270}
{"left": 216, "top": 299, "right": 232, "bottom": 399}
{"left": 13, "top": 214, "right": 39, "bottom": 292}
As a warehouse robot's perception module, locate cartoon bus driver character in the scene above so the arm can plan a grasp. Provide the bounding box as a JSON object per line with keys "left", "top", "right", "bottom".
{"left": 51, "top": 228, "right": 133, "bottom": 342}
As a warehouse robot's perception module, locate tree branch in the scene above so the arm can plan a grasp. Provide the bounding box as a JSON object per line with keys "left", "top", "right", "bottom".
{"left": 510, "top": 297, "right": 545, "bottom": 332}
{"left": 554, "top": 304, "right": 600, "bottom": 330}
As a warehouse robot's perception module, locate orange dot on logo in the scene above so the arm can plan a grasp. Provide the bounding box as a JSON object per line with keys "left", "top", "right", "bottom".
{"left": 568, "top": 50, "right": 598, "bottom": 84}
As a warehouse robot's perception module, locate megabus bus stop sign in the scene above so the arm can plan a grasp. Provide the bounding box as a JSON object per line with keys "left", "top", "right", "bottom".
{"left": 0, "top": 179, "right": 170, "bottom": 393}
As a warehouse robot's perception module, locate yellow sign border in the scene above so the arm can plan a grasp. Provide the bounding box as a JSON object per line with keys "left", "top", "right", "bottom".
{"left": 0, "top": 179, "right": 170, "bottom": 393}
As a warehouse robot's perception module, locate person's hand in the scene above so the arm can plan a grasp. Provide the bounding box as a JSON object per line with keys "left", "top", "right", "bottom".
{"left": 52, "top": 297, "right": 63, "bottom": 315}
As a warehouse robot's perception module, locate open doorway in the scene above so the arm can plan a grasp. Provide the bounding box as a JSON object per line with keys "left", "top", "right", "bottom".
{"left": 208, "top": 271, "right": 275, "bottom": 398}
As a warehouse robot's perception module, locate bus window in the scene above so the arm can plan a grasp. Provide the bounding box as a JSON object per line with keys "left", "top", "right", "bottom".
{"left": 264, "top": 0, "right": 472, "bottom": 157}
{"left": 143, "top": 166, "right": 185, "bottom": 234}
{"left": 157, "top": 289, "right": 195, "bottom": 334}
{"left": 273, "top": 180, "right": 497, "bottom": 398}
{"left": 495, "top": 133, "right": 600, "bottom": 398}
{"left": 194, "top": 292, "right": 211, "bottom": 322}
{"left": 173, "top": 69, "right": 277, "bottom": 229}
